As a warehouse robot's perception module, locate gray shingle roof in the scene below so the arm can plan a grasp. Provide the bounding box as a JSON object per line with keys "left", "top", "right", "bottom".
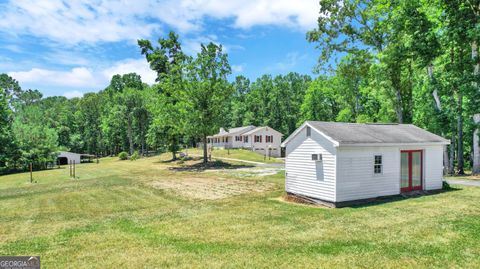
{"left": 242, "top": 126, "right": 283, "bottom": 136}
{"left": 209, "top": 125, "right": 256, "bottom": 137}
{"left": 306, "top": 121, "right": 449, "bottom": 145}
{"left": 227, "top": 126, "right": 256, "bottom": 135}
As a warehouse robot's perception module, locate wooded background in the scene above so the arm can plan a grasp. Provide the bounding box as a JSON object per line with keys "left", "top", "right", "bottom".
{"left": 0, "top": 0, "right": 479, "bottom": 174}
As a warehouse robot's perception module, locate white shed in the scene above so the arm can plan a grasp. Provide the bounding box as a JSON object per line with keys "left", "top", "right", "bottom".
{"left": 57, "top": 152, "right": 81, "bottom": 165}
{"left": 281, "top": 121, "right": 450, "bottom": 207}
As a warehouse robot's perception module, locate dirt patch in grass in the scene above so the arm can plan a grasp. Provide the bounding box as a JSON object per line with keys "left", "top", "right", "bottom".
{"left": 169, "top": 160, "right": 254, "bottom": 172}
{"left": 148, "top": 177, "right": 274, "bottom": 200}
{"left": 204, "top": 167, "right": 282, "bottom": 177}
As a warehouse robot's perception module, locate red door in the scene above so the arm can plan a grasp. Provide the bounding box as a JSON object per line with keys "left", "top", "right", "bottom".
{"left": 400, "top": 150, "right": 423, "bottom": 192}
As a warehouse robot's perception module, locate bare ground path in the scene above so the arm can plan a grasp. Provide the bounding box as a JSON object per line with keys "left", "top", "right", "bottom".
{"left": 446, "top": 179, "right": 480, "bottom": 187}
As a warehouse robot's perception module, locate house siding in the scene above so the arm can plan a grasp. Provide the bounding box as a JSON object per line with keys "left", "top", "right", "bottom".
{"left": 243, "top": 128, "right": 283, "bottom": 157}
{"left": 285, "top": 126, "right": 336, "bottom": 202}
{"left": 336, "top": 145, "right": 444, "bottom": 202}
{"left": 336, "top": 147, "right": 400, "bottom": 202}
{"left": 424, "top": 146, "right": 444, "bottom": 190}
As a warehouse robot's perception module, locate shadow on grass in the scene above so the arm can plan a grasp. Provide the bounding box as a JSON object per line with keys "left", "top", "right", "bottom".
{"left": 154, "top": 156, "right": 202, "bottom": 164}
{"left": 346, "top": 187, "right": 462, "bottom": 208}
{"left": 284, "top": 184, "right": 462, "bottom": 209}
{"left": 169, "top": 160, "right": 255, "bottom": 172}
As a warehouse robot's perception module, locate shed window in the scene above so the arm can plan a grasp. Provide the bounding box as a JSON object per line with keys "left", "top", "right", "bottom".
{"left": 374, "top": 155, "right": 382, "bottom": 174}
{"left": 306, "top": 126, "right": 311, "bottom": 137}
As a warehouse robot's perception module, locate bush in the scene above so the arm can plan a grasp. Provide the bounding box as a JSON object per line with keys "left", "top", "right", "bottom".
{"left": 118, "top": 152, "right": 128, "bottom": 160}
{"left": 443, "top": 181, "right": 452, "bottom": 190}
{"left": 130, "top": 151, "right": 139, "bottom": 161}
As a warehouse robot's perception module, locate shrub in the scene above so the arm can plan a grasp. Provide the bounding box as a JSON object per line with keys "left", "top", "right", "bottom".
{"left": 443, "top": 181, "right": 452, "bottom": 190}
{"left": 118, "top": 151, "right": 128, "bottom": 160}
{"left": 130, "top": 151, "right": 140, "bottom": 161}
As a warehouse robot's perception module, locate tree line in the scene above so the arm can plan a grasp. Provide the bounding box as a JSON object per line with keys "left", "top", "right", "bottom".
{"left": 1, "top": 0, "right": 479, "bottom": 174}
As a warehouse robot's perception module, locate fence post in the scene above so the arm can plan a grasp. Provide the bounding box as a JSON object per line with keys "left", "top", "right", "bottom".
{"left": 30, "top": 163, "right": 33, "bottom": 183}
{"left": 73, "top": 161, "right": 76, "bottom": 179}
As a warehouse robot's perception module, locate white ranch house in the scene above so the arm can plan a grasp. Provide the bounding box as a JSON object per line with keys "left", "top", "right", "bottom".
{"left": 281, "top": 121, "right": 449, "bottom": 207}
{"left": 206, "top": 126, "right": 283, "bottom": 157}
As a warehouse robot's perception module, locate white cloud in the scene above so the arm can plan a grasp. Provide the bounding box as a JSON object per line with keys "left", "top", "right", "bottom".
{"left": 8, "top": 67, "right": 98, "bottom": 88}
{"left": 102, "top": 58, "right": 157, "bottom": 85}
{"left": 63, "top": 90, "right": 84, "bottom": 99}
{"left": 231, "top": 64, "right": 245, "bottom": 73}
{"left": 0, "top": 0, "right": 160, "bottom": 45}
{"left": 0, "top": 0, "right": 319, "bottom": 45}
{"left": 7, "top": 58, "right": 157, "bottom": 91}
{"left": 269, "top": 52, "right": 307, "bottom": 72}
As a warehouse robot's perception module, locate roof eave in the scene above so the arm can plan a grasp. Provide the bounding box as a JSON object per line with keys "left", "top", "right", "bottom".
{"left": 281, "top": 122, "right": 340, "bottom": 147}
{"left": 338, "top": 141, "right": 450, "bottom": 147}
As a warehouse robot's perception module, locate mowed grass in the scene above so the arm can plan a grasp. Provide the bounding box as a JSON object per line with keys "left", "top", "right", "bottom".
{"left": 0, "top": 155, "right": 479, "bottom": 268}
{"left": 187, "top": 148, "right": 284, "bottom": 164}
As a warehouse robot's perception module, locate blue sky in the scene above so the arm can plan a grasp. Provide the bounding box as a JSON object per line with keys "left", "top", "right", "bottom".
{"left": 0, "top": 0, "right": 320, "bottom": 98}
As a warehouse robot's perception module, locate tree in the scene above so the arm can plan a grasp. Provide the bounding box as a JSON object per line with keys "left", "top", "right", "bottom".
{"left": 120, "top": 87, "right": 147, "bottom": 155}
{"left": 0, "top": 74, "right": 22, "bottom": 103}
{"left": 229, "top": 76, "right": 250, "bottom": 127}
{"left": 308, "top": 0, "right": 439, "bottom": 124}
{"left": 77, "top": 93, "right": 103, "bottom": 155}
{"left": 186, "top": 42, "right": 233, "bottom": 163}
{"left": 0, "top": 88, "right": 14, "bottom": 168}
{"left": 299, "top": 77, "right": 339, "bottom": 123}
{"left": 139, "top": 31, "right": 189, "bottom": 160}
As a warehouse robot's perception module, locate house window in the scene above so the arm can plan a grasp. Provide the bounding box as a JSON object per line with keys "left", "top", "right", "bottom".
{"left": 266, "top": 135, "right": 273, "bottom": 143}
{"left": 306, "top": 126, "right": 311, "bottom": 137}
{"left": 311, "top": 154, "right": 322, "bottom": 161}
{"left": 254, "top": 135, "right": 262, "bottom": 143}
{"left": 374, "top": 155, "right": 382, "bottom": 174}
{"left": 244, "top": 136, "right": 248, "bottom": 143}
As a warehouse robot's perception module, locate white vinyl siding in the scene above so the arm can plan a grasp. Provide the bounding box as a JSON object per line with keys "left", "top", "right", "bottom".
{"left": 424, "top": 146, "right": 444, "bottom": 190}
{"left": 285, "top": 127, "right": 336, "bottom": 202}
{"left": 243, "top": 127, "right": 283, "bottom": 157}
{"left": 336, "top": 147, "right": 400, "bottom": 202}
{"left": 284, "top": 123, "right": 446, "bottom": 204}
{"left": 336, "top": 145, "right": 444, "bottom": 202}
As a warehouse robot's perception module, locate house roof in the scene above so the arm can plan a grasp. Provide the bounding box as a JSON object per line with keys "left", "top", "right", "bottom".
{"left": 208, "top": 125, "right": 255, "bottom": 138}
{"left": 282, "top": 121, "right": 450, "bottom": 147}
{"left": 58, "top": 151, "right": 95, "bottom": 157}
{"left": 227, "top": 125, "right": 256, "bottom": 135}
{"left": 242, "top": 126, "right": 283, "bottom": 136}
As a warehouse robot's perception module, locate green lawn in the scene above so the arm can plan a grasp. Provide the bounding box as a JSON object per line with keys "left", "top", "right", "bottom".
{"left": 186, "top": 148, "right": 284, "bottom": 164}
{"left": 0, "top": 155, "right": 479, "bottom": 268}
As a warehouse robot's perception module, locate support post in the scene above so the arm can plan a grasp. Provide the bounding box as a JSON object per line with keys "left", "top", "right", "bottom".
{"left": 30, "top": 163, "right": 33, "bottom": 183}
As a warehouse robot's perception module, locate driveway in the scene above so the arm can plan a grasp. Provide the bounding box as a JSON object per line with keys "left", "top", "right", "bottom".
{"left": 446, "top": 179, "right": 480, "bottom": 187}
